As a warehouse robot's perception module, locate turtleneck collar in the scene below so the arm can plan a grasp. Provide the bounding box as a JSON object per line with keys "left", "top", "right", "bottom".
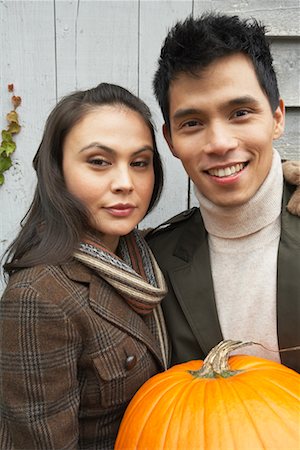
{"left": 194, "top": 150, "right": 283, "bottom": 239}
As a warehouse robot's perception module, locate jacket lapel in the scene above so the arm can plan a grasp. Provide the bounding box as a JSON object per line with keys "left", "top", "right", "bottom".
{"left": 167, "top": 210, "right": 223, "bottom": 356}
{"left": 89, "top": 275, "right": 164, "bottom": 364}
{"left": 62, "top": 260, "right": 165, "bottom": 368}
{"left": 277, "top": 183, "right": 300, "bottom": 371}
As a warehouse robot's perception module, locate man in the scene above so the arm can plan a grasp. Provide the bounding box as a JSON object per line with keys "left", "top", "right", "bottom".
{"left": 146, "top": 13, "right": 300, "bottom": 372}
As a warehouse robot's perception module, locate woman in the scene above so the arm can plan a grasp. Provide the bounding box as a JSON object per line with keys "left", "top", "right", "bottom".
{"left": 0, "top": 83, "right": 169, "bottom": 449}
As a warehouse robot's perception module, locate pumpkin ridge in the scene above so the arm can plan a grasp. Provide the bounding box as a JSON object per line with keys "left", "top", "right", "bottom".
{"left": 227, "top": 375, "right": 299, "bottom": 446}
{"left": 224, "top": 377, "right": 273, "bottom": 448}
{"left": 212, "top": 380, "right": 239, "bottom": 449}
{"left": 246, "top": 375, "right": 300, "bottom": 426}
{"left": 120, "top": 377, "right": 191, "bottom": 448}
{"left": 138, "top": 379, "right": 192, "bottom": 449}
{"left": 162, "top": 375, "right": 201, "bottom": 448}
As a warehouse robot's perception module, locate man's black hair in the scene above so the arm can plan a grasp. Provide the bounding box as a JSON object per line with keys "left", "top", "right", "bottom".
{"left": 153, "top": 12, "right": 280, "bottom": 129}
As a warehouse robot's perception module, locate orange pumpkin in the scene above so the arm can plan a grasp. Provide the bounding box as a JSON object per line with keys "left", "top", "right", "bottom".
{"left": 115, "top": 340, "right": 300, "bottom": 450}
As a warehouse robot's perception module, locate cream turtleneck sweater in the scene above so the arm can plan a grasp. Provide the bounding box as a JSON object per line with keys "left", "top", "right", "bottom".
{"left": 195, "top": 150, "right": 283, "bottom": 362}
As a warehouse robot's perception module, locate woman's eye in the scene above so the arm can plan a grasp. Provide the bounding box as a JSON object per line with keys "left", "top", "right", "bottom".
{"left": 131, "top": 160, "right": 149, "bottom": 168}
{"left": 88, "top": 158, "right": 110, "bottom": 166}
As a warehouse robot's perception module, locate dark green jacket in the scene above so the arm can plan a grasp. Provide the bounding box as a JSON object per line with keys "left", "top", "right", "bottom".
{"left": 147, "top": 181, "right": 300, "bottom": 373}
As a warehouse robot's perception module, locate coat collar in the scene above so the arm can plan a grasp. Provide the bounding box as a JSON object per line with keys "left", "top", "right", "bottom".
{"left": 169, "top": 209, "right": 223, "bottom": 356}
{"left": 61, "top": 259, "right": 165, "bottom": 369}
{"left": 277, "top": 182, "right": 300, "bottom": 370}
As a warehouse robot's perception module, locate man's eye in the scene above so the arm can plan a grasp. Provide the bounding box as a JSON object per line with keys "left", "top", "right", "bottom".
{"left": 234, "top": 110, "right": 249, "bottom": 118}
{"left": 183, "top": 120, "right": 200, "bottom": 127}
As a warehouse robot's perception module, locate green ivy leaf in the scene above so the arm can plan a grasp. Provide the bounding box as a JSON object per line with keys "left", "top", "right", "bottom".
{"left": 0, "top": 173, "right": 4, "bottom": 185}
{"left": 1, "top": 140, "right": 16, "bottom": 156}
{"left": 0, "top": 155, "right": 12, "bottom": 172}
{"left": 1, "top": 129, "right": 13, "bottom": 142}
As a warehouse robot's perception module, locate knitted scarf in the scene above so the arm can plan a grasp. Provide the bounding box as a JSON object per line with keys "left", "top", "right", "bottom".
{"left": 73, "top": 229, "right": 167, "bottom": 316}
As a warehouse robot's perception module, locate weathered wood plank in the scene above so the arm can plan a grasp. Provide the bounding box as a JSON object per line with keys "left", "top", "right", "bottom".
{"left": 139, "top": 0, "right": 194, "bottom": 227}
{"left": 277, "top": 108, "right": 300, "bottom": 159}
{"left": 0, "top": 0, "right": 56, "bottom": 291}
{"left": 55, "top": 0, "right": 139, "bottom": 98}
{"left": 271, "top": 39, "right": 300, "bottom": 107}
{"left": 193, "top": 0, "right": 300, "bottom": 36}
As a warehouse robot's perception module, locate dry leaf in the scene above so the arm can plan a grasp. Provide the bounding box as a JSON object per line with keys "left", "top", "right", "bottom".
{"left": 12, "top": 95, "right": 22, "bottom": 108}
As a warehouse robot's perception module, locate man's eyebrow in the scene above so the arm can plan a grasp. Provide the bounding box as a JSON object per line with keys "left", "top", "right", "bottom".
{"left": 172, "top": 96, "right": 260, "bottom": 121}
{"left": 173, "top": 108, "right": 203, "bottom": 121}
{"left": 227, "top": 96, "right": 260, "bottom": 107}
{"left": 79, "top": 142, "right": 153, "bottom": 155}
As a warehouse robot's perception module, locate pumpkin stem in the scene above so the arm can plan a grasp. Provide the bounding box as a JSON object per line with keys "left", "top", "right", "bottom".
{"left": 189, "top": 340, "right": 257, "bottom": 379}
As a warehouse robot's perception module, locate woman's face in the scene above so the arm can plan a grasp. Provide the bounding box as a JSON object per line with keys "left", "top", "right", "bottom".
{"left": 63, "top": 105, "right": 155, "bottom": 252}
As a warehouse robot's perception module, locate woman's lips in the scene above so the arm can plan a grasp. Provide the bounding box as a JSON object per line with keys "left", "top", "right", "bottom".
{"left": 105, "top": 204, "right": 136, "bottom": 217}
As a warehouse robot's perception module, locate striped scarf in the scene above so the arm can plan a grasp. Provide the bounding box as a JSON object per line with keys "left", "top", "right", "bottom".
{"left": 73, "top": 229, "right": 167, "bottom": 316}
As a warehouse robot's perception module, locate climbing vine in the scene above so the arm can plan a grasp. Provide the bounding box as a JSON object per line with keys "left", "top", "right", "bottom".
{"left": 0, "top": 84, "right": 22, "bottom": 185}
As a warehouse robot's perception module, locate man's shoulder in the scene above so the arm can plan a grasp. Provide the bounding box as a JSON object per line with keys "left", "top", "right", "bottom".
{"left": 146, "top": 207, "right": 201, "bottom": 242}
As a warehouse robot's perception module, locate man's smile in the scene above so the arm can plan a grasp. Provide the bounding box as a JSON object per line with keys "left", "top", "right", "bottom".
{"left": 206, "top": 162, "right": 248, "bottom": 178}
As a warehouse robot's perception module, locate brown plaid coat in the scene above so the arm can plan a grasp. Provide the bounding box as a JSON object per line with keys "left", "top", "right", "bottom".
{"left": 0, "top": 260, "right": 166, "bottom": 449}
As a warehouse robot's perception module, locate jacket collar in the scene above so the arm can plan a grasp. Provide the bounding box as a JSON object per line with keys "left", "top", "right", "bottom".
{"left": 169, "top": 209, "right": 223, "bottom": 355}
{"left": 277, "top": 182, "right": 300, "bottom": 370}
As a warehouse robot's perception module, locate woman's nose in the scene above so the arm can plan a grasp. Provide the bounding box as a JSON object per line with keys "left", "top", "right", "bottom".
{"left": 111, "top": 166, "right": 134, "bottom": 193}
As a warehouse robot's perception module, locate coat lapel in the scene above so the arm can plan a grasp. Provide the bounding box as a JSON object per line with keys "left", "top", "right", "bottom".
{"left": 61, "top": 260, "right": 165, "bottom": 368}
{"left": 277, "top": 183, "right": 300, "bottom": 371}
{"left": 166, "top": 210, "right": 223, "bottom": 356}
{"left": 89, "top": 275, "right": 164, "bottom": 363}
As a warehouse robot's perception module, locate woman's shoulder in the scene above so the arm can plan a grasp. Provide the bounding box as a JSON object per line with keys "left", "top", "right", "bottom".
{"left": 1, "top": 260, "right": 91, "bottom": 307}
{"left": 5, "top": 263, "right": 65, "bottom": 289}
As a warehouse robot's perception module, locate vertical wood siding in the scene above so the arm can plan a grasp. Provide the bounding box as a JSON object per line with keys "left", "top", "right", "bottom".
{"left": 1, "top": 0, "right": 299, "bottom": 292}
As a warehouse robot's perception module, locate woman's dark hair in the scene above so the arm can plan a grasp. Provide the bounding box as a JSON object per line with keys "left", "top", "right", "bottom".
{"left": 4, "top": 83, "right": 163, "bottom": 274}
{"left": 153, "top": 13, "right": 280, "bottom": 130}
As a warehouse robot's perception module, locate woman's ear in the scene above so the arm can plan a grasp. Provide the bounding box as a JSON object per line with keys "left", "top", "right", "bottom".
{"left": 273, "top": 98, "right": 285, "bottom": 140}
{"left": 163, "top": 124, "right": 178, "bottom": 158}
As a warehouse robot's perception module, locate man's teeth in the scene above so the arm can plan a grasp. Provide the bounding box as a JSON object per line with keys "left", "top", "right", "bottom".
{"left": 208, "top": 163, "right": 245, "bottom": 178}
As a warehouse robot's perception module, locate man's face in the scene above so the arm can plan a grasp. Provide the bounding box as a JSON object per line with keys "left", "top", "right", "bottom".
{"left": 164, "top": 53, "right": 284, "bottom": 207}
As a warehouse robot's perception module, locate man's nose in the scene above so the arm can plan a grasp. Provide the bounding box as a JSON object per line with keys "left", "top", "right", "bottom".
{"left": 204, "top": 122, "right": 238, "bottom": 155}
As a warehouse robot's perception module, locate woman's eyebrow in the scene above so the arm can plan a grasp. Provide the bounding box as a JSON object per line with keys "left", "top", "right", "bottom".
{"left": 79, "top": 142, "right": 153, "bottom": 155}
{"left": 79, "top": 142, "right": 114, "bottom": 153}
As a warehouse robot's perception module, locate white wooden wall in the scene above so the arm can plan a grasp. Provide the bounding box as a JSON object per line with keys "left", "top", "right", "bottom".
{"left": 1, "top": 0, "right": 299, "bottom": 292}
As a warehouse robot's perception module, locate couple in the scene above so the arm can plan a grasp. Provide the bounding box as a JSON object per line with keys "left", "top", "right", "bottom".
{"left": 1, "top": 12, "right": 299, "bottom": 450}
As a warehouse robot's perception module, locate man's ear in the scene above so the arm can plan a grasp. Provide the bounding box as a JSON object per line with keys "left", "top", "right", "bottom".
{"left": 273, "top": 98, "right": 285, "bottom": 140}
{"left": 163, "top": 123, "right": 178, "bottom": 158}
